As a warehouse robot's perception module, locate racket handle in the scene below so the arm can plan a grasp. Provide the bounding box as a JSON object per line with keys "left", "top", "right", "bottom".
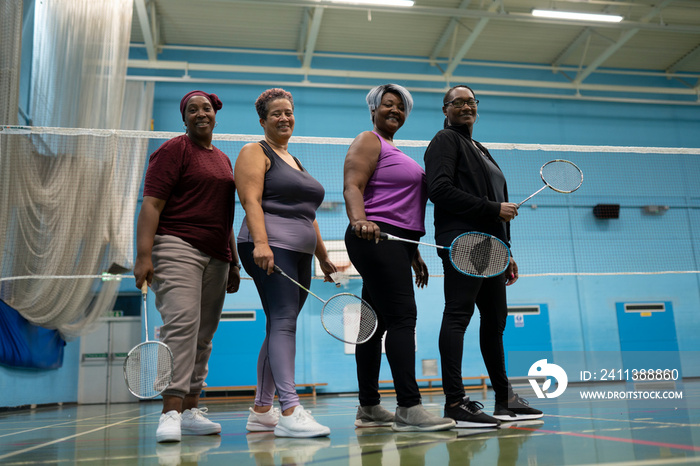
{"left": 141, "top": 281, "right": 148, "bottom": 295}
{"left": 379, "top": 232, "right": 403, "bottom": 241}
{"left": 379, "top": 232, "right": 436, "bottom": 249}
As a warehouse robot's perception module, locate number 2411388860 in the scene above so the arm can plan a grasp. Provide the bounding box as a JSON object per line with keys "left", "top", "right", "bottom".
{"left": 580, "top": 368, "right": 679, "bottom": 381}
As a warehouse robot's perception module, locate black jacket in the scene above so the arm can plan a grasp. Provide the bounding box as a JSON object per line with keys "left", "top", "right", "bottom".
{"left": 424, "top": 124, "right": 510, "bottom": 248}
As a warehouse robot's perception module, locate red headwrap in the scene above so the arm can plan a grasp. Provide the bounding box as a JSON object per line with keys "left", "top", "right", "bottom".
{"left": 180, "top": 90, "right": 223, "bottom": 121}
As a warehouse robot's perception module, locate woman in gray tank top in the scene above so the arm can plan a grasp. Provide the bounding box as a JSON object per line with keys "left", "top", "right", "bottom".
{"left": 235, "top": 88, "right": 337, "bottom": 438}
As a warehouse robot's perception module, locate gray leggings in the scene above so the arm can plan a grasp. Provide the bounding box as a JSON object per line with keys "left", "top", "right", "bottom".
{"left": 238, "top": 243, "right": 311, "bottom": 411}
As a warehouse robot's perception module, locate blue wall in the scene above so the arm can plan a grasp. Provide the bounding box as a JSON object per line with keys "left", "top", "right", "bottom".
{"left": 140, "top": 76, "right": 700, "bottom": 395}
{"left": 0, "top": 340, "right": 80, "bottom": 407}
{"left": 3, "top": 39, "right": 700, "bottom": 407}
{"left": 147, "top": 80, "right": 700, "bottom": 148}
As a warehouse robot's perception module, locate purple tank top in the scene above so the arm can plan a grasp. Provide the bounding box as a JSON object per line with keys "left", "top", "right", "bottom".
{"left": 363, "top": 131, "right": 427, "bottom": 234}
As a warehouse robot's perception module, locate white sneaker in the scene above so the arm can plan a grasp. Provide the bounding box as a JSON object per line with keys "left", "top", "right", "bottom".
{"left": 157, "top": 410, "right": 182, "bottom": 443}
{"left": 181, "top": 408, "right": 221, "bottom": 436}
{"left": 273, "top": 405, "right": 331, "bottom": 438}
{"left": 247, "top": 406, "right": 281, "bottom": 432}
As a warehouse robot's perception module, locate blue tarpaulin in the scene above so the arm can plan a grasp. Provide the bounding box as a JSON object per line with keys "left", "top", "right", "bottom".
{"left": 0, "top": 299, "right": 65, "bottom": 369}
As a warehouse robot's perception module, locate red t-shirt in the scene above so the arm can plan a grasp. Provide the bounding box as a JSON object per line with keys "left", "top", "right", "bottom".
{"left": 144, "top": 134, "right": 235, "bottom": 262}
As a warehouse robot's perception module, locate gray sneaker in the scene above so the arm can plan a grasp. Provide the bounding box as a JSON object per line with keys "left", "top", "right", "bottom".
{"left": 355, "top": 404, "right": 395, "bottom": 427}
{"left": 392, "top": 404, "right": 456, "bottom": 432}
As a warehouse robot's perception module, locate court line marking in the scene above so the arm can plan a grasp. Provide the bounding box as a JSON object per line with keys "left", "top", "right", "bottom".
{"left": 544, "top": 413, "right": 700, "bottom": 428}
{"left": 512, "top": 425, "right": 700, "bottom": 452}
{"left": 573, "top": 457, "right": 700, "bottom": 466}
{"left": 0, "top": 406, "right": 149, "bottom": 439}
{"left": 0, "top": 412, "right": 156, "bottom": 462}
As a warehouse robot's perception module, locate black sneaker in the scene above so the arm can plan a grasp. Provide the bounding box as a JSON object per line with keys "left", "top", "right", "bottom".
{"left": 493, "top": 395, "right": 543, "bottom": 421}
{"left": 444, "top": 398, "right": 501, "bottom": 428}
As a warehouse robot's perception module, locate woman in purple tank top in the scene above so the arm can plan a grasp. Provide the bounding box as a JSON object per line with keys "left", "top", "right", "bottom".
{"left": 343, "top": 84, "right": 455, "bottom": 432}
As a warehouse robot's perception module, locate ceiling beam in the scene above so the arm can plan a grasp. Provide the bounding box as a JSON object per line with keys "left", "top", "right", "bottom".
{"left": 551, "top": 1, "right": 619, "bottom": 70}
{"left": 127, "top": 58, "right": 699, "bottom": 98}
{"left": 666, "top": 43, "right": 700, "bottom": 74}
{"left": 297, "top": 7, "right": 310, "bottom": 57}
{"left": 573, "top": 0, "right": 675, "bottom": 86}
{"left": 135, "top": 43, "right": 700, "bottom": 79}
{"left": 133, "top": 0, "right": 156, "bottom": 61}
{"left": 444, "top": 0, "right": 501, "bottom": 77}
{"left": 553, "top": 29, "right": 593, "bottom": 70}
{"left": 301, "top": 6, "right": 324, "bottom": 70}
{"left": 208, "top": 0, "right": 700, "bottom": 35}
{"left": 126, "top": 74, "right": 700, "bottom": 106}
{"left": 144, "top": 43, "right": 700, "bottom": 79}
{"left": 429, "top": 0, "right": 472, "bottom": 63}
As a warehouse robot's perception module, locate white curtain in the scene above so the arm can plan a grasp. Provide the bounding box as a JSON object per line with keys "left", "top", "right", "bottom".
{"left": 109, "top": 81, "right": 155, "bottom": 271}
{"left": 31, "top": 0, "right": 133, "bottom": 129}
{"left": 0, "top": 0, "right": 155, "bottom": 339}
{"left": 0, "top": 0, "right": 23, "bottom": 126}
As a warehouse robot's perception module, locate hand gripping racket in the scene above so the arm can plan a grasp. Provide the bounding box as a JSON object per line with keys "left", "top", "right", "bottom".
{"left": 123, "top": 282, "right": 174, "bottom": 399}
{"left": 273, "top": 265, "right": 378, "bottom": 344}
{"left": 517, "top": 159, "right": 583, "bottom": 208}
{"left": 380, "top": 231, "right": 511, "bottom": 278}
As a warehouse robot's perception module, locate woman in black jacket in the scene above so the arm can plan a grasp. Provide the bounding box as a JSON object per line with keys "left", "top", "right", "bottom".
{"left": 424, "top": 85, "right": 543, "bottom": 426}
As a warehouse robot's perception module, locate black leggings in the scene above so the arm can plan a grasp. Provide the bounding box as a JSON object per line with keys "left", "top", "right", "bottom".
{"left": 345, "top": 222, "right": 422, "bottom": 408}
{"left": 438, "top": 248, "right": 514, "bottom": 405}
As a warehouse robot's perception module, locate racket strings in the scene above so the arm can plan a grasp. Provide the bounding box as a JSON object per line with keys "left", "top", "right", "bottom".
{"left": 451, "top": 234, "right": 510, "bottom": 277}
{"left": 322, "top": 294, "right": 377, "bottom": 344}
{"left": 124, "top": 342, "right": 173, "bottom": 398}
{"left": 541, "top": 161, "right": 582, "bottom": 193}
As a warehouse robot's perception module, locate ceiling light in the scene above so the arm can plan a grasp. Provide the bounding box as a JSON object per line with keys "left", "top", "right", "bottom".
{"left": 532, "top": 9, "right": 623, "bottom": 23}
{"left": 325, "top": 0, "right": 415, "bottom": 6}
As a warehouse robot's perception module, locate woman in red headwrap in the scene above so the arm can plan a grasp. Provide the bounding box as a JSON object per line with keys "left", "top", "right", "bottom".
{"left": 134, "top": 90, "right": 240, "bottom": 443}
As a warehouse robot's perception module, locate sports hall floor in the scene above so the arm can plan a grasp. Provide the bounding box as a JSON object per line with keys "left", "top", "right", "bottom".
{"left": 1, "top": 380, "right": 699, "bottom": 465}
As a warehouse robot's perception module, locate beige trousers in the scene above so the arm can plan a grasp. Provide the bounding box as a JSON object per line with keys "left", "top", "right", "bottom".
{"left": 151, "top": 234, "right": 229, "bottom": 398}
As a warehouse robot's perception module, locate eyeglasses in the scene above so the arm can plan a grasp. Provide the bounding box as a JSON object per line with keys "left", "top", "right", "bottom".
{"left": 444, "top": 98, "right": 479, "bottom": 108}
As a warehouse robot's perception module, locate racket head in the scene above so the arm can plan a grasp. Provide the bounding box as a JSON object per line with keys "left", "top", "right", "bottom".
{"left": 320, "top": 293, "right": 378, "bottom": 344}
{"left": 123, "top": 341, "right": 174, "bottom": 399}
{"left": 449, "top": 232, "right": 511, "bottom": 278}
{"left": 540, "top": 159, "right": 583, "bottom": 193}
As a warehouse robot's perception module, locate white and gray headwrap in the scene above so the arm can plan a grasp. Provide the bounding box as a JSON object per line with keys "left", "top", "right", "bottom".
{"left": 366, "top": 84, "right": 413, "bottom": 122}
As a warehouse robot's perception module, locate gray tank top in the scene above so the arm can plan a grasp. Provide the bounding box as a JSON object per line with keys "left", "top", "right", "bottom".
{"left": 237, "top": 141, "right": 325, "bottom": 255}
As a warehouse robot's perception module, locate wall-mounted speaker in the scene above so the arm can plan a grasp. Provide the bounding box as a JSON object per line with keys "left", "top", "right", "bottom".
{"left": 593, "top": 204, "right": 620, "bottom": 219}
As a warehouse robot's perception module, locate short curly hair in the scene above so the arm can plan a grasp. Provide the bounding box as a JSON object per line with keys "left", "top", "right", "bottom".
{"left": 255, "top": 88, "right": 294, "bottom": 119}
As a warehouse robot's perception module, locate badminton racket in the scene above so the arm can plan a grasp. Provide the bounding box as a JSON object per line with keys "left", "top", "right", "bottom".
{"left": 273, "top": 265, "right": 378, "bottom": 344}
{"left": 517, "top": 159, "right": 583, "bottom": 208}
{"left": 123, "top": 282, "right": 174, "bottom": 399}
{"left": 380, "top": 231, "right": 511, "bottom": 278}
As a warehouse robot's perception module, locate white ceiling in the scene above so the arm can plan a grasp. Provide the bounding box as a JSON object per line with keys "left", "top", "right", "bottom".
{"left": 129, "top": 0, "right": 700, "bottom": 105}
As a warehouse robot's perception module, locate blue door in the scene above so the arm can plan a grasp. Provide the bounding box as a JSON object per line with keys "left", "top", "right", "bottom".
{"left": 504, "top": 304, "right": 553, "bottom": 378}
{"left": 615, "top": 301, "right": 682, "bottom": 378}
